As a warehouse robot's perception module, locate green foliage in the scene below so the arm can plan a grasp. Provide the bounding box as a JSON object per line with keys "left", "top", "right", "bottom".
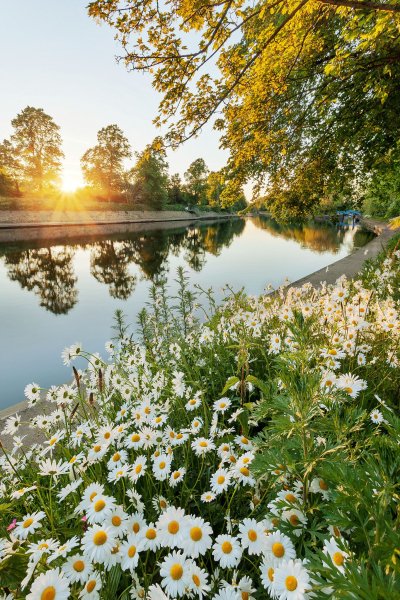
{"left": 81, "top": 124, "right": 132, "bottom": 197}
{"left": 129, "top": 137, "right": 169, "bottom": 210}
{"left": 184, "top": 158, "right": 209, "bottom": 206}
{"left": 88, "top": 0, "right": 400, "bottom": 218}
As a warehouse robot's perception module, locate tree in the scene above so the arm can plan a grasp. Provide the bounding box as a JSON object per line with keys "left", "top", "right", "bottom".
{"left": 207, "top": 170, "right": 247, "bottom": 210}
{"left": 81, "top": 124, "right": 131, "bottom": 197}
{"left": 88, "top": 1, "right": 400, "bottom": 216}
{"left": 0, "top": 139, "right": 21, "bottom": 195}
{"left": 10, "top": 106, "right": 63, "bottom": 192}
{"left": 167, "top": 173, "right": 187, "bottom": 205}
{"left": 184, "top": 159, "right": 209, "bottom": 205}
{"left": 129, "top": 137, "right": 169, "bottom": 209}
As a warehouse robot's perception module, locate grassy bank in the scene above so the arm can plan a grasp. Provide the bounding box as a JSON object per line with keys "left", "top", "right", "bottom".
{"left": 0, "top": 244, "right": 399, "bottom": 598}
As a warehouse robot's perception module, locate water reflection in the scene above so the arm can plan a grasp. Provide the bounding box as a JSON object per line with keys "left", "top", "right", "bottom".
{"left": 4, "top": 247, "right": 78, "bottom": 314}
{"left": 0, "top": 219, "right": 247, "bottom": 314}
{"left": 251, "top": 217, "right": 373, "bottom": 253}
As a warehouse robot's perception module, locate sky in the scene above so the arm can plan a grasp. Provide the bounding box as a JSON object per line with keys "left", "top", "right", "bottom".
{"left": 0, "top": 0, "right": 228, "bottom": 191}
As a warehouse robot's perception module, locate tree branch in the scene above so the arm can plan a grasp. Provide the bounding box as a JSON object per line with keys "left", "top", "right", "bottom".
{"left": 318, "top": 0, "right": 400, "bottom": 12}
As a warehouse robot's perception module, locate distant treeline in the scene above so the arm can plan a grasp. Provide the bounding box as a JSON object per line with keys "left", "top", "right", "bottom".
{"left": 0, "top": 106, "right": 247, "bottom": 211}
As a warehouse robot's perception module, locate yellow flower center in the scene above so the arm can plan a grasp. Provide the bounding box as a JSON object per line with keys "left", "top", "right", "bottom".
{"left": 344, "top": 386, "right": 353, "bottom": 394}
{"left": 173, "top": 472, "right": 181, "bottom": 480}
{"left": 217, "top": 475, "right": 225, "bottom": 484}
{"left": 221, "top": 541, "right": 233, "bottom": 554}
{"left": 289, "top": 514, "right": 300, "bottom": 526}
{"left": 94, "top": 499, "right": 106, "bottom": 512}
{"left": 86, "top": 580, "right": 96, "bottom": 593}
{"left": 168, "top": 520, "right": 180, "bottom": 534}
{"left": 190, "top": 526, "right": 203, "bottom": 541}
{"left": 192, "top": 574, "right": 201, "bottom": 587}
{"left": 160, "top": 499, "right": 167, "bottom": 509}
{"left": 128, "top": 545, "right": 136, "bottom": 558}
{"left": 104, "top": 432, "right": 111, "bottom": 439}
{"left": 285, "top": 576, "right": 298, "bottom": 591}
{"left": 49, "top": 437, "right": 57, "bottom": 446}
{"left": 93, "top": 531, "right": 107, "bottom": 545}
{"left": 248, "top": 529, "right": 257, "bottom": 542}
{"left": 112, "top": 516, "right": 122, "bottom": 527}
{"left": 73, "top": 560, "right": 85, "bottom": 572}
{"left": 170, "top": 564, "right": 183, "bottom": 580}
{"left": 135, "top": 465, "right": 142, "bottom": 474}
{"left": 38, "top": 543, "right": 48, "bottom": 550}
{"left": 146, "top": 528, "right": 157, "bottom": 540}
{"left": 69, "top": 456, "right": 77, "bottom": 463}
{"left": 199, "top": 441, "right": 208, "bottom": 447}
{"left": 319, "top": 479, "right": 328, "bottom": 491}
{"left": 333, "top": 551, "right": 345, "bottom": 566}
{"left": 41, "top": 587, "right": 56, "bottom": 600}
{"left": 285, "top": 493, "right": 297, "bottom": 503}
{"left": 240, "top": 467, "right": 250, "bottom": 476}
{"left": 93, "top": 445, "right": 101, "bottom": 452}
{"left": 241, "top": 436, "right": 249, "bottom": 444}
{"left": 220, "top": 403, "right": 226, "bottom": 408}
{"left": 159, "top": 462, "right": 166, "bottom": 469}
{"left": 89, "top": 491, "right": 98, "bottom": 501}
{"left": 268, "top": 567, "right": 274, "bottom": 582}
{"left": 242, "top": 593, "right": 249, "bottom": 600}
{"left": 131, "top": 434, "right": 140, "bottom": 442}
{"left": 133, "top": 522, "right": 140, "bottom": 534}
{"left": 23, "top": 518, "right": 33, "bottom": 529}
{"left": 272, "top": 542, "right": 285, "bottom": 558}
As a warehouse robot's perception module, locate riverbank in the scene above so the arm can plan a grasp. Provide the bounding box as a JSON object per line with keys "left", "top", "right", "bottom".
{"left": 0, "top": 217, "right": 397, "bottom": 432}
{"left": 0, "top": 209, "right": 235, "bottom": 243}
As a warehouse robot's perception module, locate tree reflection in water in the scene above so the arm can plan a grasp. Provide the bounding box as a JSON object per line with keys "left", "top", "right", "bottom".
{"left": 0, "top": 220, "right": 245, "bottom": 314}
{"left": 4, "top": 246, "right": 78, "bottom": 314}
{"left": 0, "top": 218, "right": 372, "bottom": 315}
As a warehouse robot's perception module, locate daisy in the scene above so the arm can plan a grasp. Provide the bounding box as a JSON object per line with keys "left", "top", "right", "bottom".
{"left": 183, "top": 516, "right": 213, "bottom": 558}
{"left": 125, "top": 431, "right": 145, "bottom": 450}
{"left": 309, "top": 478, "right": 330, "bottom": 499}
{"left": 157, "top": 506, "right": 188, "bottom": 549}
{"left": 86, "top": 495, "right": 116, "bottom": 524}
{"left": 27, "top": 538, "right": 59, "bottom": 566}
{"left": 231, "top": 463, "right": 255, "bottom": 487}
{"left": 107, "top": 465, "right": 131, "bottom": 484}
{"left": 47, "top": 537, "right": 79, "bottom": 563}
{"left": 152, "top": 495, "right": 170, "bottom": 513}
{"left": 186, "top": 396, "right": 201, "bottom": 411}
{"left": 273, "top": 559, "right": 310, "bottom": 600}
{"left": 107, "top": 449, "right": 128, "bottom": 469}
{"left": 142, "top": 522, "right": 161, "bottom": 551}
{"left": 26, "top": 568, "right": 70, "bottom": 600}
{"left": 81, "top": 525, "right": 117, "bottom": 564}
{"left": 370, "top": 409, "right": 384, "bottom": 424}
{"left": 190, "top": 417, "right": 203, "bottom": 434}
{"left": 188, "top": 564, "right": 210, "bottom": 598}
{"left": 170, "top": 468, "right": 186, "bottom": 487}
{"left": 264, "top": 531, "right": 296, "bottom": 564}
{"left": 87, "top": 443, "right": 108, "bottom": 463}
{"left": 336, "top": 373, "right": 366, "bottom": 398}
{"left": 120, "top": 534, "right": 143, "bottom": 571}
{"left": 153, "top": 453, "right": 172, "bottom": 481}
{"left": 260, "top": 556, "right": 279, "bottom": 596}
{"left": 281, "top": 510, "right": 307, "bottom": 536}
{"left": 212, "top": 534, "right": 242, "bottom": 568}
{"left": 323, "top": 537, "right": 349, "bottom": 573}
{"left": 191, "top": 437, "right": 215, "bottom": 456}
{"left": 200, "top": 491, "right": 216, "bottom": 503}
{"left": 234, "top": 435, "right": 253, "bottom": 451}
{"left": 213, "top": 398, "right": 232, "bottom": 413}
{"left": 126, "top": 512, "right": 147, "bottom": 537}
{"left": 38, "top": 458, "right": 69, "bottom": 477}
{"left": 210, "top": 468, "right": 231, "bottom": 495}
{"left": 159, "top": 551, "right": 192, "bottom": 598}
{"left": 104, "top": 507, "right": 128, "bottom": 537}
{"left": 238, "top": 518, "right": 267, "bottom": 555}
{"left": 62, "top": 554, "right": 93, "bottom": 584}
{"left": 14, "top": 511, "right": 46, "bottom": 540}
{"left": 79, "top": 571, "right": 102, "bottom": 599}
{"left": 11, "top": 485, "right": 37, "bottom": 500}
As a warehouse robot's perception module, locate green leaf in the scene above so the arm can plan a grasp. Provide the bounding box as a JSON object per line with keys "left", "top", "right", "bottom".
{"left": 220, "top": 376, "right": 239, "bottom": 395}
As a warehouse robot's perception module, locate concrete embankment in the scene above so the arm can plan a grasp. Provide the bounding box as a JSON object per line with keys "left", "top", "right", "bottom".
{"left": 0, "top": 210, "right": 236, "bottom": 244}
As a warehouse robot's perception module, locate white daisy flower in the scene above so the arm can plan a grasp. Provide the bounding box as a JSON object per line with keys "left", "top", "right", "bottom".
{"left": 126, "top": 512, "right": 147, "bottom": 537}
{"left": 159, "top": 550, "right": 193, "bottom": 598}
{"left": 153, "top": 453, "right": 172, "bottom": 481}
{"left": 213, "top": 397, "right": 232, "bottom": 413}
{"left": 188, "top": 564, "right": 210, "bottom": 598}
{"left": 81, "top": 525, "right": 117, "bottom": 564}
{"left": 86, "top": 495, "right": 116, "bottom": 524}
{"left": 120, "top": 534, "right": 144, "bottom": 572}
{"left": 104, "top": 507, "right": 128, "bottom": 537}
{"left": 210, "top": 468, "right": 232, "bottom": 494}
{"left": 212, "top": 534, "right": 242, "bottom": 568}
{"left": 157, "top": 506, "right": 188, "bottom": 549}
{"left": 141, "top": 523, "right": 161, "bottom": 551}
{"left": 183, "top": 516, "right": 213, "bottom": 558}
{"left": 191, "top": 437, "right": 215, "bottom": 456}
{"left": 62, "top": 554, "right": 93, "bottom": 584}
{"left": 260, "top": 556, "right": 280, "bottom": 595}
{"left": 170, "top": 468, "right": 186, "bottom": 487}
{"left": 370, "top": 409, "right": 384, "bottom": 424}
{"left": 26, "top": 568, "right": 70, "bottom": 600}
{"left": 264, "top": 531, "right": 296, "bottom": 563}
{"left": 14, "top": 511, "right": 46, "bottom": 540}
{"left": 79, "top": 571, "right": 102, "bottom": 599}
{"left": 238, "top": 518, "right": 267, "bottom": 555}
{"left": 273, "top": 559, "right": 310, "bottom": 599}
{"left": 200, "top": 491, "right": 216, "bottom": 503}
{"left": 323, "top": 536, "right": 349, "bottom": 573}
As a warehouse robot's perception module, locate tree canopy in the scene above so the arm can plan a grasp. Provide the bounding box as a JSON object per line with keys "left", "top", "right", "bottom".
{"left": 6, "top": 106, "right": 63, "bottom": 192}
{"left": 81, "top": 124, "right": 132, "bottom": 197}
{"left": 88, "top": 0, "right": 400, "bottom": 218}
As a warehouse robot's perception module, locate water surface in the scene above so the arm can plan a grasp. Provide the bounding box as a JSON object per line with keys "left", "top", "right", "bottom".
{"left": 0, "top": 217, "right": 374, "bottom": 409}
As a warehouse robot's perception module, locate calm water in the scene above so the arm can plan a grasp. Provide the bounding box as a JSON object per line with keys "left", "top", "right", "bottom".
{"left": 0, "top": 217, "right": 374, "bottom": 410}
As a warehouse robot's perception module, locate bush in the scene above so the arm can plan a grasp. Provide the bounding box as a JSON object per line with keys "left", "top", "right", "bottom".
{"left": 0, "top": 251, "right": 399, "bottom": 599}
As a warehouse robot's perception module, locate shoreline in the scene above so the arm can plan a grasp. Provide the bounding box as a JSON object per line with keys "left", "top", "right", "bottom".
{"left": 0, "top": 210, "right": 236, "bottom": 244}
{"left": 0, "top": 216, "right": 397, "bottom": 428}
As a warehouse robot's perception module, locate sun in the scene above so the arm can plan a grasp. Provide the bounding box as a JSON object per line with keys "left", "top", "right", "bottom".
{"left": 61, "top": 171, "right": 83, "bottom": 193}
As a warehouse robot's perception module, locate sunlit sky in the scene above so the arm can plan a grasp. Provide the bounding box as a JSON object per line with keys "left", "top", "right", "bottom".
{"left": 0, "top": 0, "right": 228, "bottom": 191}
